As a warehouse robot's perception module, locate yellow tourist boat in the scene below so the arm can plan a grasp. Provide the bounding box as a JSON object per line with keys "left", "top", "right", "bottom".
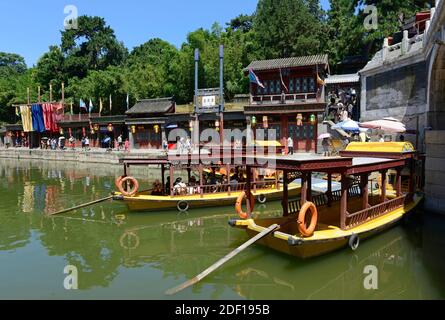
{"left": 112, "top": 155, "right": 300, "bottom": 212}
{"left": 229, "top": 142, "right": 424, "bottom": 258}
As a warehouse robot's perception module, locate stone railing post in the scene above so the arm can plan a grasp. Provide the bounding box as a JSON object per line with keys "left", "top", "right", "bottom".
{"left": 382, "top": 38, "right": 389, "bottom": 62}
{"left": 401, "top": 30, "right": 409, "bottom": 55}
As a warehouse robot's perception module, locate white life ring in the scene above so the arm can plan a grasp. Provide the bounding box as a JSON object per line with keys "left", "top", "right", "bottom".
{"left": 349, "top": 233, "right": 360, "bottom": 251}
{"left": 177, "top": 200, "right": 189, "bottom": 212}
{"left": 257, "top": 194, "right": 267, "bottom": 204}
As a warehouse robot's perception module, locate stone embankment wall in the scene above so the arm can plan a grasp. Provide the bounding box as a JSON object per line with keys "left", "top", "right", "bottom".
{"left": 424, "top": 131, "right": 445, "bottom": 214}
{"left": 0, "top": 148, "right": 162, "bottom": 165}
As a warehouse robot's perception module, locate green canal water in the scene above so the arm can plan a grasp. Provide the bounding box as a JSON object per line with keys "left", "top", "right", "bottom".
{"left": 0, "top": 158, "right": 444, "bottom": 300}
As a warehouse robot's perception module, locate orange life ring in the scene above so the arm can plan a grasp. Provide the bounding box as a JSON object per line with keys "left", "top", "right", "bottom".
{"left": 115, "top": 175, "right": 125, "bottom": 190}
{"left": 297, "top": 201, "right": 318, "bottom": 237}
{"left": 235, "top": 191, "right": 255, "bottom": 219}
{"left": 118, "top": 176, "right": 139, "bottom": 197}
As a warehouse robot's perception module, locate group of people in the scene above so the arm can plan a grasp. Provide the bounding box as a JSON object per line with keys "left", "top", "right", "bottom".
{"left": 158, "top": 167, "right": 248, "bottom": 196}
{"left": 41, "top": 137, "right": 66, "bottom": 150}
{"left": 4, "top": 135, "right": 27, "bottom": 148}
{"left": 325, "top": 88, "right": 358, "bottom": 123}
{"left": 175, "top": 137, "right": 192, "bottom": 154}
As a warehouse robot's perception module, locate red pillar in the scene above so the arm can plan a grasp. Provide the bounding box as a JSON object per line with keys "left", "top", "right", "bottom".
{"left": 396, "top": 167, "right": 402, "bottom": 197}
{"left": 282, "top": 115, "right": 288, "bottom": 154}
{"left": 327, "top": 173, "right": 332, "bottom": 206}
{"left": 307, "top": 171, "right": 312, "bottom": 202}
{"left": 300, "top": 172, "right": 307, "bottom": 206}
{"left": 282, "top": 170, "right": 289, "bottom": 216}
{"left": 361, "top": 173, "right": 369, "bottom": 209}
{"left": 380, "top": 170, "right": 387, "bottom": 203}
{"left": 340, "top": 174, "right": 348, "bottom": 229}
{"left": 246, "top": 166, "right": 253, "bottom": 216}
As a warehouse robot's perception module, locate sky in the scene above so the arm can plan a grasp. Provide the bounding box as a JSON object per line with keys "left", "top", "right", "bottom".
{"left": 0, "top": 0, "right": 330, "bottom": 67}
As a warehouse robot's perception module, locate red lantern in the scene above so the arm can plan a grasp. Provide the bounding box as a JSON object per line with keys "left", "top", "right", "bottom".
{"left": 82, "top": 127, "right": 86, "bottom": 136}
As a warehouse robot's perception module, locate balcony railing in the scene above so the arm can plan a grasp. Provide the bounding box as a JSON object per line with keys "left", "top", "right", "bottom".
{"left": 249, "top": 92, "right": 324, "bottom": 105}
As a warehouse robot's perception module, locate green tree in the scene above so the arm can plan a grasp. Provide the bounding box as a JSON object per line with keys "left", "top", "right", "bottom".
{"left": 0, "top": 52, "right": 27, "bottom": 76}
{"left": 253, "top": 0, "right": 327, "bottom": 59}
{"left": 227, "top": 14, "right": 254, "bottom": 33}
{"left": 34, "top": 46, "right": 65, "bottom": 93}
{"left": 61, "top": 15, "right": 128, "bottom": 79}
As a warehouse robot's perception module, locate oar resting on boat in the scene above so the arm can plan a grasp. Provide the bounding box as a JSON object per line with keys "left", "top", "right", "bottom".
{"left": 47, "top": 188, "right": 154, "bottom": 216}
{"left": 165, "top": 223, "right": 280, "bottom": 295}
{"left": 47, "top": 195, "right": 114, "bottom": 216}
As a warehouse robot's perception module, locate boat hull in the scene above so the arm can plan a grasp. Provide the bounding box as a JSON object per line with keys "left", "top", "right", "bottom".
{"left": 231, "top": 194, "right": 423, "bottom": 259}
{"left": 115, "top": 183, "right": 301, "bottom": 212}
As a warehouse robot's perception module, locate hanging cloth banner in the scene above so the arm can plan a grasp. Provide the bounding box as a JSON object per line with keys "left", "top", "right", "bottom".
{"left": 20, "top": 105, "right": 34, "bottom": 132}
{"left": 52, "top": 103, "right": 63, "bottom": 133}
{"left": 42, "top": 103, "right": 53, "bottom": 132}
{"left": 31, "top": 104, "right": 45, "bottom": 133}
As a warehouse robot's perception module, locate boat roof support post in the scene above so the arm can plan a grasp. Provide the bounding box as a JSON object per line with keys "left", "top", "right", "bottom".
{"left": 408, "top": 159, "right": 415, "bottom": 200}
{"left": 327, "top": 173, "right": 332, "bottom": 207}
{"left": 226, "top": 164, "right": 231, "bottom": 196}
{"left": 246, "top": 165, "right": 253, "bottom": 216}
{"left": 187, "top": 167, "right": 191, "bottom": 184}
{"left": 282, "top": 170, "right": 289, "bottom": 216}
{"left": 380, "top": 169, "right": 387, "bottom": 203}
{"left": 169, "top": 165, "right": 174, "bottom": 198}
{"left": 340, "top": 173, "right": 348, "bottom": 230}
{"left": 253, "top": 168, "right": 257, "bottom": 194}
{"left": 395, "top": 167, "right": 402, "bottom": 197}
{"left": 161, "top": 164, "right": 165, "bottom": 196}
{"left": 300, "top": 172, "right": 307, "bottom": 206}
{"left": 307, "top": 171, "right": 312, "bottom": 202}
{"left": 360, "top": 173, "right": 369, "bottom": 210}
{"left": 199, "top": 164, "right": 204, "bottom": 198}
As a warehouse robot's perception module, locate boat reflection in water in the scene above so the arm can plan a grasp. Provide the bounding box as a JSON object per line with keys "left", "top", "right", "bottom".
{"left": 1, "top": 158, "right": 444, "bottom": 299}
{"left": 116, "top": 206, "right": 445, "bottom": 299}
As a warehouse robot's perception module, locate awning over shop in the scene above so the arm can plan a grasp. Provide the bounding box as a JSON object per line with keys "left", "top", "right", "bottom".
{"left": 125, "top": 117, "right": 168, "bottom": 125}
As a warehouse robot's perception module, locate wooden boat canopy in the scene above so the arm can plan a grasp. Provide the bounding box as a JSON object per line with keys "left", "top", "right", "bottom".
{"left": 240, "top": 154, "right": 406, "bottom": 175}
{"left": 340, "top": 142, "right": 416, "bottom": 159}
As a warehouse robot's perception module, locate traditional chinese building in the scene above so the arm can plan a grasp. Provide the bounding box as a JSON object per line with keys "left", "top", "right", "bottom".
{"left": 89, "top": 115, "right": 127, "bottom": 148}
{"left": 125, "top": 97, "right": 175, "bottom": 149}
{"left": 244, "top": 54, "right": 330, "bottom": 153}
{"left": 57, "top": 113, "right": 96, "bottom": 147}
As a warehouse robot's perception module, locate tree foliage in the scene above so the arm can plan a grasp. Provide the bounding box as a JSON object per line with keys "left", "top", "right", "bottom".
{"left": 0, "top": 1, "right": 436, "bottom": 123}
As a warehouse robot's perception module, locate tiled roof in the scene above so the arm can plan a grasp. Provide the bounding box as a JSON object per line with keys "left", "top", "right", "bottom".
{"left": 244, "top": 54, "right": 329, "bottom": 72}
{"left": 126, "top": 97, "right": 174, "bottom": 115}
{"left": 325, "top": 73, "right": 360, "bottom": 84}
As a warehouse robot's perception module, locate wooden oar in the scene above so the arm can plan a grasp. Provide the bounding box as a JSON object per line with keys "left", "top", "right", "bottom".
{"left": 47, "top": 195, "right": 114, "bottom": 216}
{"left": 165, "top": 223, "right": 279, "bottom": 295}
{"left": 47, "top": 188, "right": 154, "bottom": 216}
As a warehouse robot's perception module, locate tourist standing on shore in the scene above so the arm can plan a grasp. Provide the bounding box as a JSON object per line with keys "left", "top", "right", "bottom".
{"left": 85, "top": 137, "right": 90, "bottom": 150}
{"left": 287, "top": 136, "right": 294, "bottom": 155}
{"left": 322, "top": 137, "right": 332, "bottom": 156}
{"left": 117, "top": 134, "right": 123, "bottom": 150}
{"left": 124, "top": 138, "right": 130, "bottom": 152}
{"left": 69, "top": 135, "right": 75, "bottom": 150}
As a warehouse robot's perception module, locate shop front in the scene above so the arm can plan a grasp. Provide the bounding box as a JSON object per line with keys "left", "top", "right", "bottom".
{"left": 245, "top": 106, "right": 323, "bottom": 153}
{"left": 90, "top": 115, "right": 127, "bottom": 149}
{"left": 127, "top": 120, "right": 164, "bottom": 149}
{"left": 56, "top": 114, "right": 96, "bottom": 148}
{"left": 125, "top": 97, "right": 175, "bottom": 150}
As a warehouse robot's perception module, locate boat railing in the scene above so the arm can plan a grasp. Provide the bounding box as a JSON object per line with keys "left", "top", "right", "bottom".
{"left": 288, "top": 184, "right": 362, "bottom": 215}
{"left": 170, "top": 180, "right": 277, "bottom": 197}
{"left": 345, "top": 195, "right": 407, "bottom": 229}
